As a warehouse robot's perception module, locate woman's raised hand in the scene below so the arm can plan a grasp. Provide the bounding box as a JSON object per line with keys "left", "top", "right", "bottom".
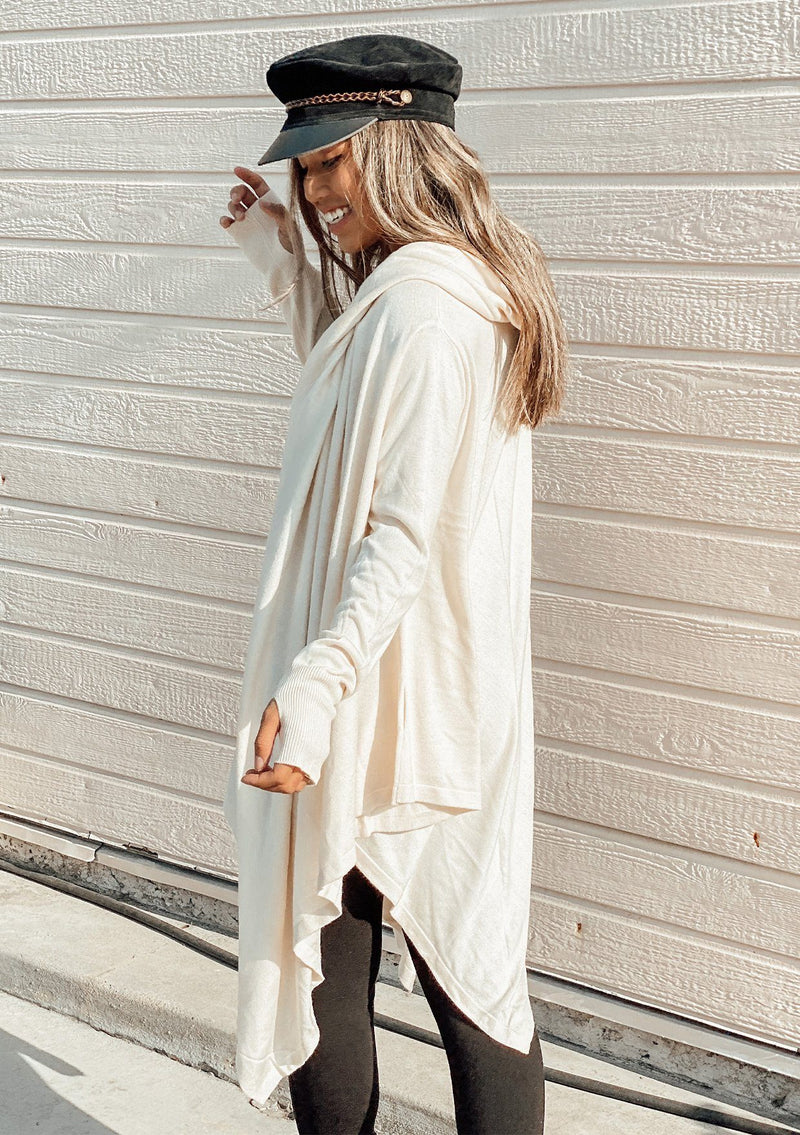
{"left": 220, "top": 166, "right": 296, "bottom": 255}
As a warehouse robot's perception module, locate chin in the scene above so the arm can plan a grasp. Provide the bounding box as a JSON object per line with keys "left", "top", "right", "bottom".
{"left": 334, "top": 229, "right": 388, "bottom": 257}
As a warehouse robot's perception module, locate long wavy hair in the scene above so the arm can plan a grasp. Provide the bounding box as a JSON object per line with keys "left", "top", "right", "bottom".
{"left": 261, "top": 117, "right": 568, "bottom": 433}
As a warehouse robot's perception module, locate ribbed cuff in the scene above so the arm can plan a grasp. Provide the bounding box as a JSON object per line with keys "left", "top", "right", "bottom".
{"left": 270, "top": 664, "right": 345, "bottom": 786}
{"left": 228, "top": 194, "right": 302, "bottom": 297}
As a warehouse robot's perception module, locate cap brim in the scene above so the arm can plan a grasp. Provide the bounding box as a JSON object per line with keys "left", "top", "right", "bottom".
{"left": 257, "top": 116, "right": 379, "bottom": 165}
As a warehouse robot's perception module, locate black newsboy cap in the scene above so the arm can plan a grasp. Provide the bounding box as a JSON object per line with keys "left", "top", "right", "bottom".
{"left": 257, "top": 33, "right": 462, "bottom": 165}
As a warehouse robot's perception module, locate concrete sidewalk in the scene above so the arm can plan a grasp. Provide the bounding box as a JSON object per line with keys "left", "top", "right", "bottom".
{"left": 0, "top": 864, "right": 794, "bottom": 1134}
{"left": 1, "top": 990, "right": 293, "bottom": 1135}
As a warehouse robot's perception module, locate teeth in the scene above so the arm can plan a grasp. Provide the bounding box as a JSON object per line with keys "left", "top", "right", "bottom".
{"left": 321, "top": 205, "right": 351, "bottom": 224}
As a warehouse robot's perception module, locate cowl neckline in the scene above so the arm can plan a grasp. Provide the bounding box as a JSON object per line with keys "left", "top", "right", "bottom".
{"left": 353, "top": 239, "right": 522, "bottom": 328}
{"left": 299, "top": 239, "right": 516, "bottom": 369}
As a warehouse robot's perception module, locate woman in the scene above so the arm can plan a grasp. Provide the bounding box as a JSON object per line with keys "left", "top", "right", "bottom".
{"left": 219, "top": 33, "right": 567, "bottom": 1135}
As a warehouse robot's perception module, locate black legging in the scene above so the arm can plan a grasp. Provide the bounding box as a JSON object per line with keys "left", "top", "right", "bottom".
{"left": 288, "top": 864, "right": 545, "bottom": 1134}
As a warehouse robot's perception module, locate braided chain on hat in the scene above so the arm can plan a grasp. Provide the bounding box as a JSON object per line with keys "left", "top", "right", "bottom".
{"left": 285, "top": 88, "right": 414, "bottom": 109}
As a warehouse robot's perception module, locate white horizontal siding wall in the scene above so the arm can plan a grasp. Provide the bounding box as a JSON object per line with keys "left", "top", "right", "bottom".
{"left": 1, "top": 0, "right": 798, "bottom": 1047}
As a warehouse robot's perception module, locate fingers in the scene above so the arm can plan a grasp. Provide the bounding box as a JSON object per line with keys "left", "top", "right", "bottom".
{"left": 242, "top": 699, "right": 310, "bottom": 792}
{"left": 234, "top": 165, "right": 270, "bottom": 200}
{"left": 254, "top": 735, "right": 272, "bottom": 773}
{"left": 240, "top": 762, "right": 311, "bottom": 794}
{"left": 253, "top": 698, "right": 280, "bottom": 772}
{"left": 220, "top": 166, "right": 286, "bottom": 230}
{"left": 227, "top": 183, "right": 256, "bottom": 222}
{"left": 219, "top": 193, "right": 250, "bottom": 229}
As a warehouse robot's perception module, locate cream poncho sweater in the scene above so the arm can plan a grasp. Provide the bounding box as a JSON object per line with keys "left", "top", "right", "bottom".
{"left": 222, "top": 192, "right": 536, "bottom": 1108}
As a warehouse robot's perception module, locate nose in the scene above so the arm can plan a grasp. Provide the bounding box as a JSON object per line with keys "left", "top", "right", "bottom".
{"left": 303, "top": 171, "right": 328, "bottom": 206}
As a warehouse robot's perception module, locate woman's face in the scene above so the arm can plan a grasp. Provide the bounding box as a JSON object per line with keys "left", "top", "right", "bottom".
{"left": 297, "top": 138, "right": 388, "bottom": 255}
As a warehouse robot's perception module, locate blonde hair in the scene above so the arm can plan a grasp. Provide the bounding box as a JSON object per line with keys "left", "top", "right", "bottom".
{"left": 262, "top": 118, "right": 568, "bottom": 432}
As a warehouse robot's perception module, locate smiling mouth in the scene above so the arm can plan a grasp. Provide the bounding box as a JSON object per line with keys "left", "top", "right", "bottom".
{"left": 320, "top": 204, "right": 353, "bottom": 228}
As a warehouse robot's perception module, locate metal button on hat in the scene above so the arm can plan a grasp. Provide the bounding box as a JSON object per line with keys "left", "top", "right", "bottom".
{"left": 257, "top": 33, "right": 463, "bottom": 165}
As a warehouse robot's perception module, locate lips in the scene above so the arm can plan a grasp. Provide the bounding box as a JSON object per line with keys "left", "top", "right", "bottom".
{"left": 320, "top": 205, "right": 353, "bottom": 226}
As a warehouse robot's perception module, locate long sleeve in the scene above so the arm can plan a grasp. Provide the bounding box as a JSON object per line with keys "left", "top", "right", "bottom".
{"left": 270, "top": 318, "right": 472, "bottom": 785}
{"left": 227, "top": 189, "right": 335, "bottom": 364}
